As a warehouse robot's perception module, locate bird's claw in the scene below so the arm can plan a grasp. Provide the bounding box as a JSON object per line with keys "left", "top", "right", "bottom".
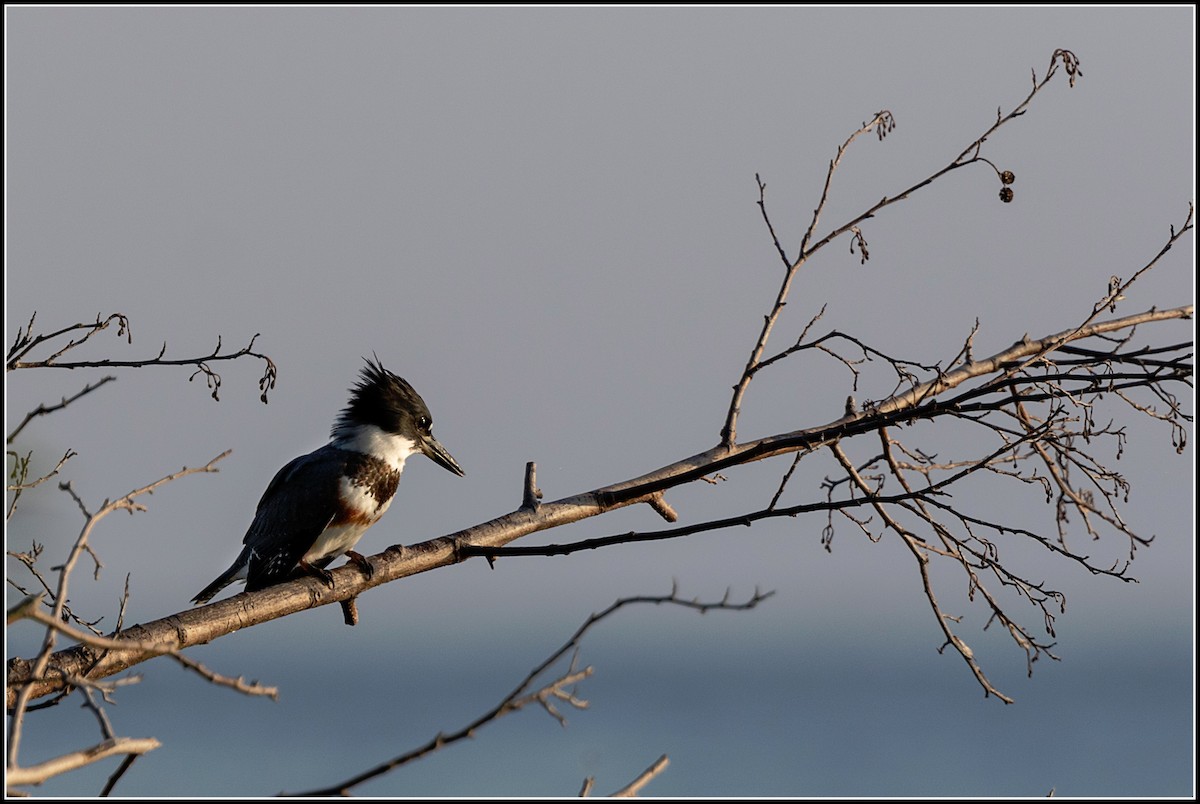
{"left": 346, "top": 550, "right": 375, "bottom": 581}
{"left": 300, "top": 560, "right": 336, "bottom": 590}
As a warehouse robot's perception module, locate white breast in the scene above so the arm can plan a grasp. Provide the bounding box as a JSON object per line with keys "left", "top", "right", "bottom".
{"left": 302, "top": 449, "right": 401, "bottom": 565}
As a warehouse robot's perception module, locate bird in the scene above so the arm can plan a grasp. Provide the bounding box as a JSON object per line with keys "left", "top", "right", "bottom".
{"left": 192, "top": 357, "right": 464, "bottom": 604}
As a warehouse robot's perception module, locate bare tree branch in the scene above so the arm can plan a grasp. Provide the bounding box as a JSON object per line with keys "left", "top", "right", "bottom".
{"left": 6, "top": 312, "right": 277, "bottom": 403}
{"left": 6, "top": 453, "right": 234, "bottom": 776}
{"left": 610, "top": 754, "right": 670, "bottom": 798}
{"left": 7, "top": 450, "right": 77, "bottom": 519}
{"left": 722, "top": 111, "right": 895, "bottom": 449}
{"left": 721, "top": 50, "right": 1084, "bottom": 448}
{"left": 6, "top": 302, "right": 1190, "bottom": 708}
{"left": 283, "top": 587, "right": 766, "bottom": 796}
{"left": 5, "top": 737, "right": 161, "bottom": 790}
{"left": 6, "top": 377, "right": 116, "bottom": 444}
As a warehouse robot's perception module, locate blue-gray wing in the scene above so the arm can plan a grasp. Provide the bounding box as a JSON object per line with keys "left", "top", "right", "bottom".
{"left": 242, "top": 447, "right": 345, "bottom": 591}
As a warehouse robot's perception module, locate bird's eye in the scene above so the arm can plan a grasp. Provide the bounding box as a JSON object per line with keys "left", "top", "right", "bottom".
{"left": 417, "top": 415, "right": 432, "bottom": 433}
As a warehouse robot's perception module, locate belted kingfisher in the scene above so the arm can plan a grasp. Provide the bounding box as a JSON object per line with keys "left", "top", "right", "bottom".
{"left": 192, "top": 357, "right": 464, "bottom": 604}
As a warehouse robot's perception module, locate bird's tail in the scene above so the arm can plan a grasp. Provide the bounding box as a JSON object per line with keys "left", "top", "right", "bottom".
{"left": 191, "top": 551, "right": 250, "bottom": 605}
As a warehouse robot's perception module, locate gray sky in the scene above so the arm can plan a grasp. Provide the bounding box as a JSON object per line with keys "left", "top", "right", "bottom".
{"left": 5, "top": 6, "right": 1194, "bottom": 797}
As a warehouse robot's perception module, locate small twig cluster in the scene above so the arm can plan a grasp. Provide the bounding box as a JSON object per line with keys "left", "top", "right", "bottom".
{"left": 7, "top": 311, "right": 278, "bottom": 403}
{"left": 6, "top": 452, "right": 279, "bottom": 791}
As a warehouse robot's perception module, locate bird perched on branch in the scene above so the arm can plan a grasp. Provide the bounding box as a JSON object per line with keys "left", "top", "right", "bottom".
{"left": 192, "top": 357, "right": 464, "bottom": 604}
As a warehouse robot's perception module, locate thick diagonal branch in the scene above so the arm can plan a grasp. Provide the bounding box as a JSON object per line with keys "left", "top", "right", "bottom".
{"left": 6, "top": 306, "right": 1190, "bottom": 706}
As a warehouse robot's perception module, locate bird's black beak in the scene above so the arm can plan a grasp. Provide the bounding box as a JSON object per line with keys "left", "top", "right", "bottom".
{"left": 422, "top": 434, "right": 464, "bottom": 477}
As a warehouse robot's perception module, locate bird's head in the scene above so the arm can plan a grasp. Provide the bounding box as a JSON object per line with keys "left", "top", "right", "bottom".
{"left": 333, "top": 356, "right": 465, "bottom": 477}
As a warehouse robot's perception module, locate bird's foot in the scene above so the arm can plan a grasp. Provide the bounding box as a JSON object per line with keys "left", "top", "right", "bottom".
{"left": 299, "top": 560, "right": 336, "bottom": 590}
{"left": 345, "top": 550, "right": 374, "bottom": 581}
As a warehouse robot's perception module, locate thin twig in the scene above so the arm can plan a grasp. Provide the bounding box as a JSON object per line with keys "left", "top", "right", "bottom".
{"left": 611, "top": 754, "right": 670, "bottom": 797}
{"left": 283, "top": 587, "right": 770, "bottom": 796}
